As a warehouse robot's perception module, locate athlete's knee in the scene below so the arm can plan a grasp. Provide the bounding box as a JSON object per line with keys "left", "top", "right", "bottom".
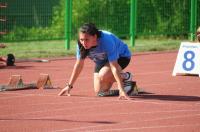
{"left": 98, "top": 74, "right": 105, "bottom": 81}
{"left": 98, "top": 73, "right": 111, "bottom": 82}
{"left": 94, "top": 87, "right": 100, "bottom": 93}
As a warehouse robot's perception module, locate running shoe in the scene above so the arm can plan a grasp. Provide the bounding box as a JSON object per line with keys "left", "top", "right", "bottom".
{"left": 123, "top": 72, "right": 133, "bottom": 82}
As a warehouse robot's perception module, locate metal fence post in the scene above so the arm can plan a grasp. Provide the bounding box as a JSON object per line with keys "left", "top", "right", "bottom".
{"left": 190, "top": 0, "right": 197, "bottom": 41}
{"left": 65, "top": 0, "right": 72, "bottom": 50}
{"left": 130, "top": 0, "right": 137, "bottom": 47}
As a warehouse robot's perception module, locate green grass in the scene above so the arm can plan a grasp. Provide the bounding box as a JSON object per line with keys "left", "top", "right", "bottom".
{"left": 130, "top": 38, "right": 183, "bottom": 52}
{"left": 0, "top": 40, "right": 76, "bottom": 58}
{"left": 0, "top": 38, "right": 185, "bottom": 59}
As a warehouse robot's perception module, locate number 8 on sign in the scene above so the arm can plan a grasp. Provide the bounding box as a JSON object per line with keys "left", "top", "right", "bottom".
{"left": 172, "top": 42, "right": 200, "bottom": 77}
{"left": 182, "top": 50, "right": 195, "bottom": 71}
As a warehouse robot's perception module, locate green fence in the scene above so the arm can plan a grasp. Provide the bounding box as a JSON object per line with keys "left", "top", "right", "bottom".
{"left": 0, "top": 0, "right": 200, "bottom": 48}
{"left": 0, "top": 0, "right": 63, "bottom": 41}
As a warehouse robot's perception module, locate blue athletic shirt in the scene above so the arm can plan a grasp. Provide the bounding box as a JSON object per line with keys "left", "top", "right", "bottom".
{"left": 76, "top": 30, "right": 131, "bottom": 65}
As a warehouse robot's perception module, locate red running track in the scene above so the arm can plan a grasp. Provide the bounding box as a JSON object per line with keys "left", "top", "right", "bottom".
{"left": 0, "top": 51, "right": 200, "bottom": 132}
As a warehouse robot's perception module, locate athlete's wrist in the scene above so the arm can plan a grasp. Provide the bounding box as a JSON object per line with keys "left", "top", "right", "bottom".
{"left": 119, "top": 88, "right": 125, "bottom": 93}
{"left": 66, "top": 83, "right": 73, "bottom": 89}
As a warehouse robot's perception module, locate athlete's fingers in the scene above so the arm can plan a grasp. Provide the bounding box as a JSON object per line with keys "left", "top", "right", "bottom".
{"left": 58, "top": 86, "right": 70, "bottom": 96}
{"left": 118, "top": 94, "right": 130, "bottom": 100}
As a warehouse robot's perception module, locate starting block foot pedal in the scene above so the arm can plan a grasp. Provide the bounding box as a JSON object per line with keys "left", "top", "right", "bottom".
{"left": 36, "top": 73, "right": 53, "bottom": 89}
{"left": 7, "top": 75, "right": 24, "bottom": 90}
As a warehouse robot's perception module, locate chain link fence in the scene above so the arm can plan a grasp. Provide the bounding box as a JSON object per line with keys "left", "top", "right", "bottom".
{"left": 0, "top": 0, "right": 200, "bottom": 45}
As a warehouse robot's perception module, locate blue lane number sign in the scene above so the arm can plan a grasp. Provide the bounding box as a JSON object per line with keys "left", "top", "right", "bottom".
{"left": 172, "top": 42, "right": 200, "bottom": 77}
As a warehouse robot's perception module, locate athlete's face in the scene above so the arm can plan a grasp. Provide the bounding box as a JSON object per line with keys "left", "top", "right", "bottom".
{"left": 79, "top": 32, "right": 97, "bottom": 49}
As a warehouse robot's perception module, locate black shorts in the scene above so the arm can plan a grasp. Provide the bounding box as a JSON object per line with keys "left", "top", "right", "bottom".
{"left": 94, "top": 57, "right": 131, "bottom": 73}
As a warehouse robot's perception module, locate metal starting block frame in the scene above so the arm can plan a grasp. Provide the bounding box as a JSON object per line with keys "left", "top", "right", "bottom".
{"left": 0, "top": 74, "right": 54, "bottom": 91}
{"left": 36, "top": 73, "right": 53, "bottom": 89}
{"left": 7, "top": 75, "right": 24, "bottom": 89}
{"left": 0, "top": 75, "right": 28, "bottom": 91}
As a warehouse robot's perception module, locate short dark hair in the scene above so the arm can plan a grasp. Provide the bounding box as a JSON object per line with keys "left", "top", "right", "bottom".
{"left": 79, "top": 23, "right": 101, "bottom": 38}
{"left": 78, "top": 23, "right": 101, "bottom": 59}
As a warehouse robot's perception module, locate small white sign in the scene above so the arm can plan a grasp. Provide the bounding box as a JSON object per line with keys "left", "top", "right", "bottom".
{"left": 172, "top": 42, "right": 200, "bottom": 77}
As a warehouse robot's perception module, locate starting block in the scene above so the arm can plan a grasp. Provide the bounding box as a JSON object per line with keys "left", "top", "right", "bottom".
{"left": 7, "top": 75, "right": 24, "bottom": 89}
{"left": 0, "top": 73, "right": 55, "bottom": 92}
{"left": 5, "top": 75, "right": 36, "bottom": 91}
{"left": 36, "top": 73, "right": 53, "bottom": 89}
{"left": 0, "top": 75, "right": 34, "bottom": 91}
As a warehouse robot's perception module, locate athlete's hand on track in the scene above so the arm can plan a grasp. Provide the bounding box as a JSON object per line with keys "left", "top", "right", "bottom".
{"left": 119, "top": 91, "right": 130, "bottom": 100}
{"left": 58, "top": 85, "right": 71, "bottom": 96}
